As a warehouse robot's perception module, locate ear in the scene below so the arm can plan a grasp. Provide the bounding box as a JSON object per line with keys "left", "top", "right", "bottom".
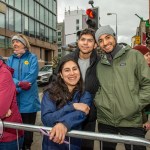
{"left": 60, "top": 72, "right": 63, "bottom": 79}
{"left": 94, "top": 43, "right": 97, "bottom": 49}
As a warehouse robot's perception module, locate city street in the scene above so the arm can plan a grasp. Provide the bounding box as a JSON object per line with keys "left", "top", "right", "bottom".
{"left": 30, "top": 84, "right": 150, "bottom": 150}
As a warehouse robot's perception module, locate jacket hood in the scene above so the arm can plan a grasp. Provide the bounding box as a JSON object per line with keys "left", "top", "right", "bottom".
{"left": 0, "top": 60, "right": 14, "bottom": 75}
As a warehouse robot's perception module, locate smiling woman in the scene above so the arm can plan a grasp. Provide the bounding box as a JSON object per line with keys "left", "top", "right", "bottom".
{"left": 41, "top": 57, "right": 92, "bottom": 150}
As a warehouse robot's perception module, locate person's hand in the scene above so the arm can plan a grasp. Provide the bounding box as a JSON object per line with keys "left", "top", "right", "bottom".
{"left": 5, "top": 109, "right": 12, "bottom": 118}
{"left": 18, "top": 81, "right": 31, "bottom": 90}
{"left": 143, "top": 122, "right": 150, "bottom": 131}
{"left": 73, "top": 103, "right": 90, "bottom": 115}
{"left": 49, "top": 123, "right": 67, "bottom": 144}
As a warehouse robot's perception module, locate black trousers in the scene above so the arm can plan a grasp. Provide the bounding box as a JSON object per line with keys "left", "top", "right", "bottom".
{"left": 21, "top": 112, "right": 37, "bottom": 149}
{"left": 81, "top": 103, "right": 97, "bottom": 150}
{"left": 98, "top": 123, "right": 146, "bottom": 150}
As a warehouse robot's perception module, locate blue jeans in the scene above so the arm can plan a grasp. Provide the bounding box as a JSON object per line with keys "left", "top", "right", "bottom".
{"left": 0, "top": 137, "right": 24, "bottom": 150}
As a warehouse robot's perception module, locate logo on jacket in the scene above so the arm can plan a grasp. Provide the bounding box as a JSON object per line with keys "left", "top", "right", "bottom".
{"left": 120, "top": 62, "right": 126, "bottom": 66}
{"left": 24, "top": 60, "right": 29, "bottom": 65}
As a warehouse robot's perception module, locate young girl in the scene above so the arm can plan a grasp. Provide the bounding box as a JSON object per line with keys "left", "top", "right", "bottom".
{"left": 41, "top": 57, "right": 92, "bottom": 150}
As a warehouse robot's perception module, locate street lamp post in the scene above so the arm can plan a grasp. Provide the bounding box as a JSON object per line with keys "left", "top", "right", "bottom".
{"left": 107, "top": 13, "right": 118, "bottom": 38}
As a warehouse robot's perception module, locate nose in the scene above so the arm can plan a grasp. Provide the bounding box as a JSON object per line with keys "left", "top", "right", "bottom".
{"left": 83, "top": 39, "right": 88, "bottom": 44}
{"left": 103, "top": 39, "right": 108, "bottom": 46}
{"left": 69, "top": 70, "right": 75, "bottom": 75}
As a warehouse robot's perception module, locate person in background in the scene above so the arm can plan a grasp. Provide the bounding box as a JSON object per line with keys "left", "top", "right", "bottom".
{"left": 54, "top": 28, "right": 100, "bottom": 150}
{"left": 133, "top": 45, "right": 150, "bottom": 130}
{"left": 0, "top": 56, "right": 24, "bottom": 150}
{"left": 7, "top": 34, "right": 41, "bottom": 150}
{"left": 133, "top": 45, "right": 150, "bottom": 66}
{"left": 94, "top": 25, "right": 150, "bottom": 150}
{"left": 41, "top": 57, "right": 92, "bottom": 150}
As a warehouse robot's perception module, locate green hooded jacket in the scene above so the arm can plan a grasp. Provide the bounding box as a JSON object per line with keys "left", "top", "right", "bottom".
{"left": 95, "top": 44, "right": 150, "bottom": 127}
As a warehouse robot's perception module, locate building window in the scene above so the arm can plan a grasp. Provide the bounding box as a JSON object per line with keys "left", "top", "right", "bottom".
{"left": 0, "top": 13, "right": 5, "bottom": 28}
{"left": 15, "top": 11, "right": 22, "bottom": 33}
{"left": 45, "top": 27, "right": 49, "bottom": 42}
{"left": 49, "top": 12, "right": 52, "bottom": 28}
{"left": 29, "top": 18, "right": 35, "bottom": 37}
{"left": 6, "top": 37, "right": 11, "bottom": 48}
{"left": 76, "top": 26, "right": 79, "bottom": 31}
{"left": 49, "top": 0, "right": 52, "bottom": 11}
{"left": 45, "top": 0, "right": 49, "bottom": 9}
{"left": 8, "top": 8, "right": 14, "bottom": 31}
{"left": 49, "top": 28, "right": 52, "bottom": 43}
{"left": 29, "top": 0, "right": 34, "bottom": 17}
{"left": 40, "top": 47, "right": 42, "bottom": 59}
{"left": 58, "top": 48, "right": 61, "bottom": 52}
{"left": 76, "top": 19, "right": 79, "bottom": 24}
{"left": 40, "top": 6, "right": 44, "bottom": 23}
{"left": 9, "top": 0, "right": 14, "bottom": 6}
{"left": 45, "top": 10, "right": 48, "bottom": 25}
{"left": 35, "top": 3, "right": 40, "bottom": 20}
{"left": 40, "top": 0, "right": 44, "bottom": 5}
{"left": 24, "top": 16, "right": 29, "bottom": 35}
{"left": 53, "top": 0, "right": 57, "bottom": 14}
{"left": 58, "top": 38, "right": 61, "bottom": 42}
{"left": 53, "top": 15, "right": 56, "bottom": 29}
{"left": 15, "top": 0, "right": 21, "bottom": 11}
{"left": 57, "top": 32, "right": 61, "bottom": 36}
{"left": 40, "top": 24, "right": 45, "bottom": 41}
{"left": 24, "top": 0, "right": 28, "bottom": 14}
{"left": 0, "top": 36, "right": 5, "bottom": 48}
{"left": 36, "top": 22, "right": 40, "bottom": 39}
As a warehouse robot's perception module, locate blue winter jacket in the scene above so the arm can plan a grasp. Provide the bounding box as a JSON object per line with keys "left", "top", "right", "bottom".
{"left": 7, "top": 50, "right": 41, "bottom": 113}
{"left": 41, "top": 91, "right": 92, "bottom": 150}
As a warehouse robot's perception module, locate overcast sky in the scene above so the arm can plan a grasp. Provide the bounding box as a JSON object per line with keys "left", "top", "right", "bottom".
{"left": 57, "top": 0, "right": 149, "bottom": 45}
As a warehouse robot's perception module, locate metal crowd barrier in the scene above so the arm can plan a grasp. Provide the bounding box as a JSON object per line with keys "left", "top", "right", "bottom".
{"left": 1, "top": 121, "right": 150, "bottom": 149}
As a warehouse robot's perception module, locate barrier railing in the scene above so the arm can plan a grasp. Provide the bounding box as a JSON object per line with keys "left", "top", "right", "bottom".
{"left": 2, "top": 121, "right": 150, "bottom": 148}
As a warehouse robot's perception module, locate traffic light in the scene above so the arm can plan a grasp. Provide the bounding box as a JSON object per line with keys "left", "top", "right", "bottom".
{"left": 86, "top": 7, "right": 99, "bottom": 31}
{"left": 146, "top": 32, "right": 150, "bottom": 44}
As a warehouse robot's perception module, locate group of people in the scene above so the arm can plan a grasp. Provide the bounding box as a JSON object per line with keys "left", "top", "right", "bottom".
{"left": 41, "top": 25, "right": 150, "bottom": 150}
{"left": 0, "top": 34, "right": 40, "bottom": 150}
{"left": 0, "top": 25, "right": 150, "bottom": 150}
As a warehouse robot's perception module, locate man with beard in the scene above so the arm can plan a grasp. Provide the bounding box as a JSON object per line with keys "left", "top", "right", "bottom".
{"left": 94, "top": 25, "right": 150, "bottom": 150}
{"left": 54, "top": 28, "right": 100, "bottom": 150}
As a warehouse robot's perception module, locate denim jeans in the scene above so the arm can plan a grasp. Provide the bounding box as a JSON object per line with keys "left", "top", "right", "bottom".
{"left": 0, "top": 136, "right": 24, "bottom": 150}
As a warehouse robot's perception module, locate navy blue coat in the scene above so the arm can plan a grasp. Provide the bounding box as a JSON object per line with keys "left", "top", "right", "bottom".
{"left": 41, "top": 91, "right": 92, "bottom": 150}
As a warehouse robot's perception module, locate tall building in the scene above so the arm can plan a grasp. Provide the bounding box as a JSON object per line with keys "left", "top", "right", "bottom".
{"left": 57, "top": 22, "right": 65, "bottom": 58}
{"left": 64, "top": 9, "right": 88, "bottom": 45}
{"left": 0, "top": 0, "right": 57, "bottom": 67}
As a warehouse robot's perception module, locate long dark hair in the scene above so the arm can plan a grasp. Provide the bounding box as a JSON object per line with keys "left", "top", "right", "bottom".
{"left": 44, "top": 57, "right": 83, "bottom": 109}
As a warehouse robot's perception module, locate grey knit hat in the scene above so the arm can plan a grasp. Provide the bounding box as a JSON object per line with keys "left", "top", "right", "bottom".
{"left": 95, "top": 25, "right": 116, "bottom": 43}
{"left": 11, "top": 35, "right": 26, "bottom": 46}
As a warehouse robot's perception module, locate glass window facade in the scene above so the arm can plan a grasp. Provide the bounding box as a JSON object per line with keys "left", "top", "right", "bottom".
{"left": 0, "top": 36, "right": 5, "bottom": 48}
{"left": 0, "top": 13, "right": 5, "bottom": 28}
{"left": 15, "top": 11, "right": 21, "bottom": 33}
{"left": 0, "top": 0, "right": 57, "bottom": 43}
{"left": 15, "top": 0, "right": 21, "bottom": 11}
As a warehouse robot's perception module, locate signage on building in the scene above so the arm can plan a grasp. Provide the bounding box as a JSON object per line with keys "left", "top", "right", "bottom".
{"left": 135, "top": 36, "right": 141, "bottom": 45}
